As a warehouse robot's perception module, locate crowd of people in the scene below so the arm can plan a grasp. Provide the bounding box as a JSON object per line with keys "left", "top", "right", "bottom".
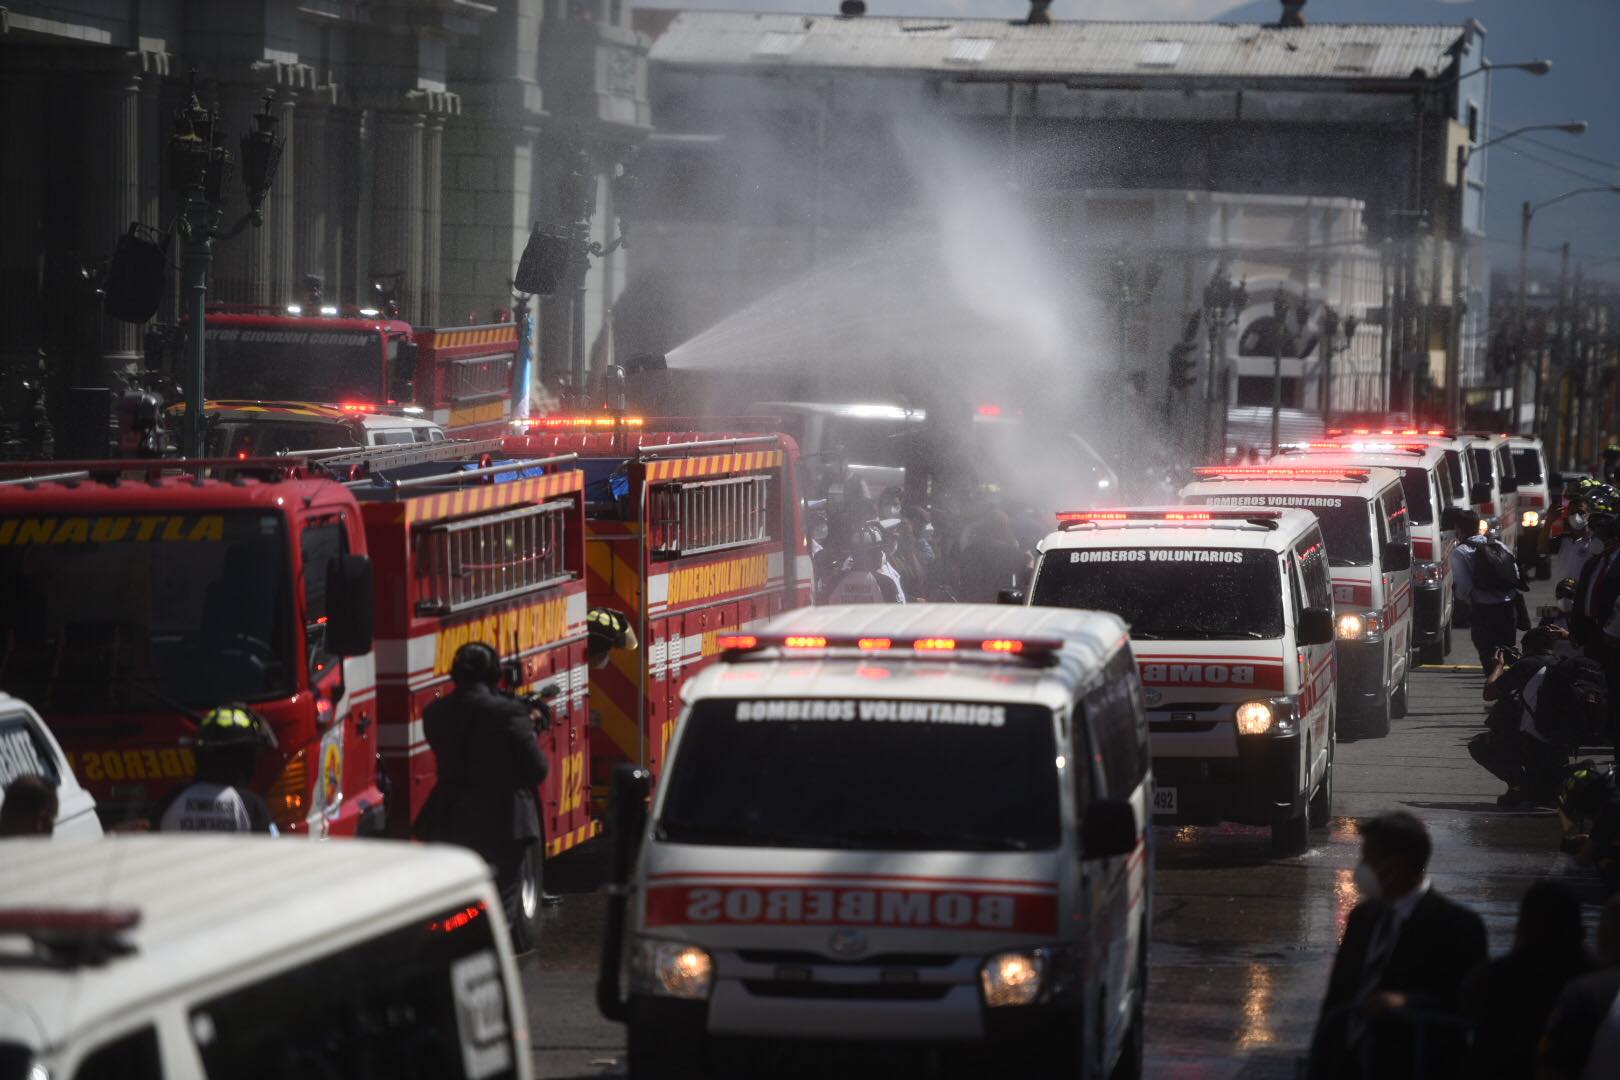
{"left": 808, "top": 487, "right": 1051, "bottom": 606}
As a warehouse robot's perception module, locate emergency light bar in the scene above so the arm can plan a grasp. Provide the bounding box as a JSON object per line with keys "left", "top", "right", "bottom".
{"left": 716, "top": 633, "right": 1063, "bottom": 658}
{"left": 1286, "top": 441, "right": 1427, "bottom": 455}
{"left": 340, "top": 402, "right": 378, "bottom": 414}
{"left": 515, "top": 415, "right": 646, "bottom": 429}
{"left": 1055, "top": 508, "right": 1282, "bottom": 526}
{"left": 1192, "top": 466, "right": 1370, "bottom": 481}
{"left": 1327, "top": 427, "right": 1452, "bottom": 439}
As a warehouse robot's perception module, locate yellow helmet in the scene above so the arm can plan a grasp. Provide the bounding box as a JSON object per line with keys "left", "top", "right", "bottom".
{"left": 198, "top": 704, "right": 264, "bottom": 746}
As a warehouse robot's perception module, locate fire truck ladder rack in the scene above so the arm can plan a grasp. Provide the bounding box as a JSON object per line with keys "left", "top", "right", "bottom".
{"left": 416, "top": 497, "right": 577, "bottom": 615}
{"left": 0, "top": 470, "right": 93, "bottom": 487}
{"left": 651, "top": 476, "right": 772, "bottom": 559}
{"left": 309, "top": 438, "right": 510, "bottom": 481}
{"left": 384, "top": 452, "right": 579, "bottom": 490}
{"left": 637, "top": 435, "right": 780, "bottom": 458}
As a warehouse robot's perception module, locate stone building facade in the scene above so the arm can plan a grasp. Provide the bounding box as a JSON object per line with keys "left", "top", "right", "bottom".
{"left": 0, "top": 0, "right": 650, "bottom": 425}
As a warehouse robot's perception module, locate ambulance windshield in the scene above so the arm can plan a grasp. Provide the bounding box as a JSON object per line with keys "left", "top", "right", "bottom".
{"left": 0, "top": 511, "right": 295, "bottom": 711}
{"left": 658, "top": 699, "right": 1061, "bottom": 851}
{"left": 1032, "top": 548, "right": 1283, "bottom": 640}
{"left": 204, "top": 326, "right": 383, "bottom": 403}
{"left": 1195, "top": 495, "right": 1373, "bottom": 565}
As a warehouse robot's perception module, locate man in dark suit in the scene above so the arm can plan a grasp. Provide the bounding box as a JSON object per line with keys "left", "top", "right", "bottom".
{"left": 1312, "top": 811, "right": 1488, "bottom": 1080}
{"left": 424, "top": 641, "right": 549, "bottom": 953}
{"left": 1570, "top": 496, "right": 1620, "bottom": 758}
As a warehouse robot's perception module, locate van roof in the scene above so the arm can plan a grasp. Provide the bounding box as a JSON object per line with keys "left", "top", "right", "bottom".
{"left": 1038, "top": 506, "right": 1320, "bottom": 554}
{"left": 1181, "top": 464, "right": 1403, "bottom": 500}
{"left": 0, "top": 837, "right": 493, "bottom": 1051}
{"left": 1278, "top": 448, "right": 1447, "bottom": 473}
{"left": 686, "top": 603, "right": 1128, "bottom": 709}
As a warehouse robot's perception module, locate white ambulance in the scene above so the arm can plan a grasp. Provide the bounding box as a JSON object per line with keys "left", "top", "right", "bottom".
{"left": 1509, "top": 434, "right": 1552, "bottom": 578}
{"left": 1275, "top": 441, "right": 1457, "bottom": 664}
{"left": 1181, "top": 465, "right": 1415, "bottom": 737}
{"left": 0, "top": 836, "right": 532, "bottom": 1079}
{"left": 597, "top": 604, "right": 1151, "bottom": 1080}
{"left": 1465, "top": 431, "right": 1522, "bottom": 548}
{"left": 1026, "top": 507, "right": 1336, "bottom": 852}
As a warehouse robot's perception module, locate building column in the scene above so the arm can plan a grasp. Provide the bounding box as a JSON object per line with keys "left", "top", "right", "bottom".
{"left": 295, "top": 100, "right": 329, "bottom": 298}
{"left": 371, "top": 110, "right": 426, "bottom": 322}
{"left": 422, "top": 115, "right": 445, "bottom": 326}
{"left": 270, "top": 94, "right": 297, "bottom": 307}
{"left": 93, "top": 62, "right": 145, "bottom": 374}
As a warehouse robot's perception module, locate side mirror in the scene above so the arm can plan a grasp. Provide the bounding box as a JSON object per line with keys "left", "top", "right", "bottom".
{"left": 1299, "top": 606, "right": 1335, "bottom": 646}
{"left": 997, "top": 588, "right": 1026, "bottom": 606}
{"left": 390, "top": 341, "right": 419, "bottom": 402}
{"left": 1383, "top": 542, "right": 1412, "bottom": 573}
{"left": 1469, "top": 482, "right": 1492, "bottom": 505}
{"left": 1081, "top": 797, "right": 1138, "bottom": 860}
{"left": 325, "top": 554, "right": 375, "bottom": 657}
{"left": 608, "top": 764, "right": 652, "bottom": 887}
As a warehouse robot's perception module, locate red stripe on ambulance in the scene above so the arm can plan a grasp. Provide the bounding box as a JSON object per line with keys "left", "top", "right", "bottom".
{"left": 645, "top": 884, "right": 1058, "bottom": 934}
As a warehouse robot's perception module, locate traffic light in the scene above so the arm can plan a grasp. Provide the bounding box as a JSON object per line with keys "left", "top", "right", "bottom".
{"left": 1168, "top": 342, "right": 1198, "bottom": 391}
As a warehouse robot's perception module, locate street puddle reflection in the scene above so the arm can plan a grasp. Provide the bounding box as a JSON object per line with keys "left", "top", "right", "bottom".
{"left": 1235, "top": 961, "right": 1276, "bottom": 1050}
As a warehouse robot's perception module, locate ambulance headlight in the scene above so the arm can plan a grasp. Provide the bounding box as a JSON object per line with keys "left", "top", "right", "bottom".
{"left": 632, "top": 937, "right": 713, "bottom": 1000}
{"left": 1412, "top": 560, "right": 1441, "bottom": 588}
{"left": 1235, "top": 700, "right": 1276, "bottom": 735}
{"left": 980, "top": 950, "right": 1045, "bottom": 1007}
{"left": 1337, "top": 611, "right": 1385, "bottom": 642}
{"left": 1522, "top": 510, "right": 1541, "bottom": 529}
{"left": 1235, "top": 698, "right": 1297, "bottom": 736}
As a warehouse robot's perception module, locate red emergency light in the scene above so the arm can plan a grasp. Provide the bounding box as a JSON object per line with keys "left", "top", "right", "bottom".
{"left": 340, "top": 402, "right": 378, "bottom": 414}
{"left": 0, "top": 907, "right": 141, "bottom": 937}
{"left": 1056, "top": 508, "right": 1283, "bottom": 527}
{"left": 1293, "top": 441, "right": 1426, "bottom": 455}
{"left": 715, "top": 633, "right": 1064, "bottom": 658}
{"left": 1192, "top": 466, "right": 1370, "bottom": 480}
{"left": 977, "top": 404, "right": 1003, "bottom": 417}
{"left": 519, "top": 414, "right": 645, "bottom": 429}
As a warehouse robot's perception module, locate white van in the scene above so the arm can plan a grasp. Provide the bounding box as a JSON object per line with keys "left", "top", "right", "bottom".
{"left": 1026, "top": 507, "right": 1337, "bottom": 851}
{"left": 1181, "top": 465, "right": 1415, "bottom": 737}
{"left": 0, "top": 836, "right": 532, "bottom": 1080}
{"left": 1465, "top": 432, "right": 1522, "bottom": 549}
{"left": 597, "top": 604, "right": 1151, "bottom": 1079}
{"left": 1509, "top": 435, "right": 1552, "bottom": 578}
{"left": 1276, "top": 442, "right": 1457, "bottom": 664}
{"left": 0, "top": 691, "right": 100, "bottom": 838}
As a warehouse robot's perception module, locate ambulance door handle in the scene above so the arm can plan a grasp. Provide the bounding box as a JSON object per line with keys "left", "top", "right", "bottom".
{"left": 356, "top": 712, "right": 372, "bottom": 737}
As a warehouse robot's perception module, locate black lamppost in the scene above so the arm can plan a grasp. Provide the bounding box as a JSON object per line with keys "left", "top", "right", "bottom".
{"left": 1318, "top": 305, "right": 1359, "bottom": 422}
{"left": 1201, "top": 260, "right": 1247, "bottom": 458}
{"left": 169, "top": 79, "right": 283, "bottom": 458}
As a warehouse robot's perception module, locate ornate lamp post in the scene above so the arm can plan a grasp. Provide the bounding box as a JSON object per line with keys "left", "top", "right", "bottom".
{"left": 1201, "top": 261, "right": 1247, "bottom": 459}
{"left": 170, "top": 79, "right": 284, "bottom": 458}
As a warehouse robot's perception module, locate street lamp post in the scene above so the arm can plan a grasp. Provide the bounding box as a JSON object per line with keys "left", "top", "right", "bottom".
{"left": 1201, "top": 261, "right": 1246, "bottom": 460}
{"left": 1447, "top": 122, "right": 1586, "bottom": 428}
{"left": 1515, "top": 185, "right": 1620, "bottom": 432}
{"left": 169, "top": 80, "right": 283, "bottom": 458}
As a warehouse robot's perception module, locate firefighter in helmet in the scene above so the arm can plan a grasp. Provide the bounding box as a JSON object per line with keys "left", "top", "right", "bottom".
{"left": 152, "top": 705, "right": 277, "bottom": 834}
{"left": 587, "top": 607, "right": 639, "bottom": 669}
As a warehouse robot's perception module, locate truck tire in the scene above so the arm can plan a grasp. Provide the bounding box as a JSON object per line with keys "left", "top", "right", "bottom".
{"left": 1271, "top": 807, "right": 1310, "bottom": 855}
{"left": 1308, "top": 733, "right": 1335, "bottom": 828}
{"left": 514, "top": 841, "right": 545, "bottom": 955}
{"left": 1390, "top": 661, "right": 1409, "bottom": 720}
{"left": 1361, "top": 696, "right": 1392, "bottom": 739}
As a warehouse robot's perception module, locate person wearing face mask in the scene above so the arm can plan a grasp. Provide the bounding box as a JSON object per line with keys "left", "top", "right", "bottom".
{"left": 1312, "top": 811, "right": 1487, "bottom": 1080}
{"left": 1554, "top": 499, "right": 1597, "bottom": 585}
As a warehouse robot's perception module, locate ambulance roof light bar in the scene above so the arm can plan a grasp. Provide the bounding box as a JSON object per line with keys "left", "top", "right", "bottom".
{"left": 1055, "top": 508, "right": 1283, "bottom": 528}
{"left": 1191, "top": 466, "right": 1371, "bottom": 481}
{"left": 716, "top": 633, "right": 1064, "bottom": 662}
{"left": 1282, "top": 441, "right": 1428, "bottom": 456}
{"left": 0, "top": 906, "right": 142, "bottom": 963}
{"left": 1327, "top": 427, "right": 1453, "bottom": 438}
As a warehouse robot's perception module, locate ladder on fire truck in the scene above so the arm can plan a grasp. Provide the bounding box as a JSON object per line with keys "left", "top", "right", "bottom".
{"left": 639, "top": 435, "right": 782, "bottom": 560}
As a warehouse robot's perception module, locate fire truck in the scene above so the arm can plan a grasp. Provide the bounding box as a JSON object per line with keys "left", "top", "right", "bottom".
{"left": 195, "top": 308, "right": 520, "bottom": 439}
{"left": 510, "top": 415, "right": 816, "bottom": 792}
{"left": 0, "top": 444, "right": 591, "bottom": 882}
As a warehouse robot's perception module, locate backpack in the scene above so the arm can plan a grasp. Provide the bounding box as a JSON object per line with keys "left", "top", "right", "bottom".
{"left": 1472, "top": 540, "right": 1524, "bottom": 594}
{"left": 1527, "top": 656, "right": 1608, "bottom": 747}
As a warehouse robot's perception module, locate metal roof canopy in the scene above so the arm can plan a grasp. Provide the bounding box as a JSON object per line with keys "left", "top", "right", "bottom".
{"left": 650, "top": 12, "right": 1468, "bottom": 86}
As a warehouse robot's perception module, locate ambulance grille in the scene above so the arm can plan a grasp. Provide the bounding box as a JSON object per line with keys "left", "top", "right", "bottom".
{"left": 736, "top": 950, "right": 957, "bottom": 967}
{"left": 741, "top": 981, "right": 952, "bottom": 1001}
{"left": 414, "top": 498, "right": 576, "bottom": 614}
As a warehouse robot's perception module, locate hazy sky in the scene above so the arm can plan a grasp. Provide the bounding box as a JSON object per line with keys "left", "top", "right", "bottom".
{"left": 637, "top": 0, "right": 1250, "bottom": 15}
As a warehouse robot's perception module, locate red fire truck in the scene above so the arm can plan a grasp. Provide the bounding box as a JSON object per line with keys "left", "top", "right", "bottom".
{"left": 0, "top": 445, "right": 591, "bottom": 885}
{"left": 510, "top": 416, "right": 816, "bottom": 791}
{"left": 199, "top": 309, "right": 519, "bottom": 439}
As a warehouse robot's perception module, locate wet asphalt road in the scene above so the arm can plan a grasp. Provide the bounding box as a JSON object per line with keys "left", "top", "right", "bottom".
{"left": 520, "top": 578, "right": 1615, "bottom": 1078}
